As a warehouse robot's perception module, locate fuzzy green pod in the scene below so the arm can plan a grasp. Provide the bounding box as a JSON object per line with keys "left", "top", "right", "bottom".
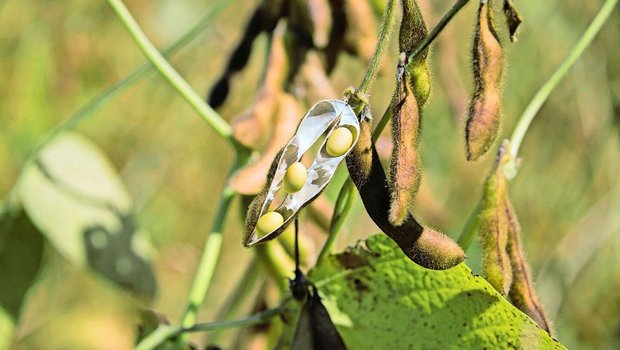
{"left": 346, "top": 119, "right": 465, "bottom": 270}
{"left": 389, "top": 66, "right": 422, "bottom": 226}
{"left": 465, "top": 0, "right": 504, "bottom": 161}
{"left": 478, "top": 141, "right": 512, "bottom": 295}
{"left": 399, "top": 0, "right": 431, "bottom": 105}
{"left": 505, "top": 198, "right": 554, "bottom": 335}
{"left": 408, "top": 61, "right": 431, "bottom": 106}
{"left": 503, "top": 0, "right": 523, "bottom": 42}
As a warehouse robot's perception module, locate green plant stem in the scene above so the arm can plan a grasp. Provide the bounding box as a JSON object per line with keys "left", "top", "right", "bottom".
{"left": 458, "top": 0, "right": 618, "bottom": 250}
{"left": 136, "top": 304, "right": 288, "bottom": 350}
{"left": 508, "top": 0, "right": 618, "bottom": 161}
{"left": 456, "top": 201, "right": 481, "bottom": 248}
{"left": 38, "top": 0, "right": 230, "bottom": 153}
{"left": 322, "top": 0, "right": 474, "bottom": 258}
{"left": 358, "top": 0, "right": 397, "bottom": 94}
{"left": 209, "top": 256, "right": 263, "bottom": 343}
{"left": 4, "top": 1, "right": 229, "bottom": 211}
{"left": 406, "top": 0, "right": 471, "bottom": 66}
{"left": 317, "top": 107, "right": 395, "bottom": 264}
{"left": 105, "top": 0, "right": 241, "bottom": 149}
{"left": 318, "top": 0, "right": 410, "bottom": 261}
{"left": 316, "top": 180, "right": 355, "bottom": 265}
{"left": 372, "top": 107, "right": 393, "bottom": 140}
{"left": 255, "top": 243, "right": 291, "bottom": 292}
{"left": 359, "top": 0, "right": 472, "bottom": 138}
{"left": 179, "top": 185, "right": 235, "bottom": 328}
{"left": 178, "top": 154, "right": 249, "bottom": 331}
{"left": 370, "top": 0, "right": 472, "bottom": 137}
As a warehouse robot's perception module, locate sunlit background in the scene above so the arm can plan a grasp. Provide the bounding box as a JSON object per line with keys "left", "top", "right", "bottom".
{"left": 1, "top": 0, "right": 619, "bottom": 349}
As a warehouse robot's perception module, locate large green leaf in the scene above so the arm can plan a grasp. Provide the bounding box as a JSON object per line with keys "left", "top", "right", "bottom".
{"left": 17, "top": 132, "right": 157, "bottom": 298}
{"left": 310, "top": 234, "right": 564, "bottom": 349}
{"left": 0, "top": 209, "right": 44, "bottom": 321}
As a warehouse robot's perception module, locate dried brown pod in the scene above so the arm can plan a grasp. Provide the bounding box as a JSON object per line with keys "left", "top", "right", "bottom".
{"left": 208, "top": 0, "right": 287, "bottom": 108}
{"left": 478, "top": 141, "right": 512, "bottom": 295}
{"left": 389, "top": 63, "right": 422, "bottom": 226}
{"left": 289, "top": 0, "right": 331, "bottom": 49}
{"left": 505, "top": 199, "right": 554, "bottom": 335}
{"left": 309, "top": 0, "right": 333, "bottom": 49}
{"left": 342, "top": 0, "right": 378, "bottom": 63}
{"left": 503, "top": 0, "right": 523, "bottom": 42}
{"left": 346, "top": 118, "right": 465, "bottom": 270}
{"left": 231, "top": 21, "right": 290, "bottom": 149}
{"left": 295, "top": 51, "right": 338, "bottom": 105}
{"left": 323, "top": 0, "right": 347, "bottom": 73}
{"left": 400, "top": 0, "right": 431, "bottom": 105}
{"left": 465, "top": 0, "right": 504, "bottom": 161}
{"left": 230, "top": 93, "right": 302, "bottom": 195}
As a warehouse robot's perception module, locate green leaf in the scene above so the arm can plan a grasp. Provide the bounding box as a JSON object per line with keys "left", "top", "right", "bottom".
{"left": 17, "top": 132, "right": 157, "bottom": 298}
{"left": 310, "top": 234, "right": 564, "bottom": 349}
{"left": 0, "top": 209, "right": 44, "bottom": 321}
{"left": 0, "top": 307, "right": 15, "bottom": 350}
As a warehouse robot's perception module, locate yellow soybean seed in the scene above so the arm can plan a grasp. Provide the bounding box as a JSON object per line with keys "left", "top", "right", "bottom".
{"left": 256, "top": 211, "right": 283, "bottom": 236}
{"left": 326, "top": 127, "right": 353, "bottom": 157}
{"left": 283, "top": 162, "right": 307, "bottom": 193}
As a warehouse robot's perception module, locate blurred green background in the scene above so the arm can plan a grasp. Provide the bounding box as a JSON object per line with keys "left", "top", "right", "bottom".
{"left": 1, "top": 0, "right": 619, "bottom": 349}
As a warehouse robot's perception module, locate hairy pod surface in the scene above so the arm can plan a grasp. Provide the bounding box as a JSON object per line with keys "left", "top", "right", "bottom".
{"left": 399, "top": 0, "right": 427, "bottom": 57}
{"left": 400, "top": 0, "right": 431, "bottom": 105}
{"left": 465, "top": 0, "right": 504, "bottom": 161}
{"left": 505, "top": 199, "right": 554, "bottom": 335}
{"left": 503, "top": 0, "right": 523, "bottom": 42}
{"left": 407, "top": 61, "right": 432, "bottom": 106}
{"left": 479, "top": 142, "right": 513, "bottom": 295}
{"left": 244, "top": 100, "right": 360, "bottom": 246}
{"left": 389, "top": 69, "right": 422, "bottom": 226}
{"left": 346, "top": 119, "right": 464, "bottom": 270}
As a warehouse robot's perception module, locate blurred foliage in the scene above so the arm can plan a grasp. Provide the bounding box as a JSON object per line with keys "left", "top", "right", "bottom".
{"left": 0, "top": 0, "right": 619, "bottom": 349}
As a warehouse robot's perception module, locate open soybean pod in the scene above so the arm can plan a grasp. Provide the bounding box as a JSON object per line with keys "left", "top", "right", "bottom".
{"left": 245, "top": 100, "right": 360, "bottom": 246}
{"left": 465, "top": 0, "right": 504, "bottom": 161}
